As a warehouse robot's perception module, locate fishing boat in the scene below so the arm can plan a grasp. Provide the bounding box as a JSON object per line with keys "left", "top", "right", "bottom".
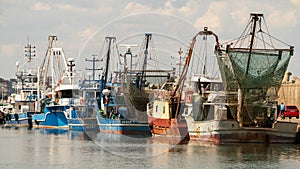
{"left": 147, "top": 79, "right": 190, "bottom": 143}
{"left": 184, "top": 74, "right": 298, "bottom": 143}
{"left": 32, "top": 35, "right": 73, "bottom": 129}
{"left": 31, "top": 39, "right": 97, "bottom": 130}
{"left": 183, "top": 13, "right": 298, "bottom": 144}
{"left": 95, "top": 37, "right": 151, "bottom": 135}
{"left": 68, "top": 75, "right": 100, "bottom": 131}
{"left": 146, "top": 49, "right": 191, "bottom": 142}
{"left": 126, "top": 33, "right": 171, "bottom": 112}
{"left": 3, "top": 42, "right": 38, "bottom": 128}
{"left": 52, "top": 58, "right": 98, "bottom": 131}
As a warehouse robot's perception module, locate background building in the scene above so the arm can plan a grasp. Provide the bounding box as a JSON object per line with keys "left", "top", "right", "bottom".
{"left": 278, "top": 72, "right": 300, "bottom": 109}
{"left": 0, "top": 77, "right": 14, "bottom": 102}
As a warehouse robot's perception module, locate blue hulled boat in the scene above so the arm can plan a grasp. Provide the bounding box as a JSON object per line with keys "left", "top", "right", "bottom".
{"left": 68, "top": 79, "right": 99, "bottom": 131}
{"left": 31, "top": 35, "right": 75, "bottom": 129}
{"left": 95, "top": 37, "right": 151, "bottom": 135}
{"left": 32, "top": 105, "right": 69, "bottom": 128}
{"left": 96, "top": 82, "right": 150, "bottom": 135}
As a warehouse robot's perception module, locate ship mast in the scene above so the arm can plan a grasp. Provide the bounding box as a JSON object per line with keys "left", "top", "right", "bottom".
{"left": 238, "top": 13, "right": 263, "bottom": 127}
{"left": 85, "top": 55, "right": 102, "bottom": 81}
{"left": 245, "top": 13, "right": 262, "bottom": 75}
{"left": 103, "top": 37, "right": 116, "bottom": 86}
{"left": 24, "top": 37, "right": 36, "bottom": 63}
{"left": 139, "top": 33, "right": 152, "bottom": 89}
{"left": 39, "top": 35, "right": 69, "bottom": 97}
{"left": 67, "top": 58, "right": 75, "bottom": 84}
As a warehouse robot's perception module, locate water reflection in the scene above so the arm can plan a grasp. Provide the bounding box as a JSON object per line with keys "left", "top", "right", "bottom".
{"left": 36, "top": 128, "right": 69, "bottom": 135}
{"left": 1, "top": 127, "right": 300, "bottom": 169}
{"left": 94, "top": 132, "right": 152, "bottom": 158}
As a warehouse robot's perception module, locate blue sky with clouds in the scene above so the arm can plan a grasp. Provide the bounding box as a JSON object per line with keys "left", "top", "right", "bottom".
{"left": 1, "top": 0, "right": 299, "bottom": 79}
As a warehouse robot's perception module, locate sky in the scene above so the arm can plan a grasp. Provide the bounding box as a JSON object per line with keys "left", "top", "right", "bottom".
{"left": 1, "top": 0, "right": 300, "bottom": 80}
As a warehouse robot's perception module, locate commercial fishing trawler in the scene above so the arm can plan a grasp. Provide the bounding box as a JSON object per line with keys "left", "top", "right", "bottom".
{"left": 146, "top": 45, "right": 192, "bottom": 142}
{"left": 95, "top": 36, "right": 151, "bottom": 135}
{"left": 32, "top": 35, "right": 77, "bottom": 128}
{"left": 183, "top": 13, "right": 298, "bottom": 144}
{"left": 3, "top": 41, "right": 38, "bottom": 128}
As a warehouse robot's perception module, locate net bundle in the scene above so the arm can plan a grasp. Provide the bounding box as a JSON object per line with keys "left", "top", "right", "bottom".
{"left": 216, "top": 13, "right": 294, "bottom": 125}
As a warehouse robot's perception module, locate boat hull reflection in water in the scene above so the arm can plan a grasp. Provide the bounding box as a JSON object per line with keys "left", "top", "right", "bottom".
{"left": 0, "top": 127, "right": 300, "bottom": 169}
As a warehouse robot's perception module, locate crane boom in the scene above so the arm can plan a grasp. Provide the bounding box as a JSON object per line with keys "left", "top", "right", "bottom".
{"left": 173, "top": 27, "right": 220, "bottom": 97}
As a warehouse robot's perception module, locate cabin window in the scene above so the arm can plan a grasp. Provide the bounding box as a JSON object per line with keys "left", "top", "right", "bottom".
{"left": 61, "top": 90, "right": 73, "bottom": 98}
{"left": 163, "top": 106, "right": 165, "bottom": 114}
{"left": 60, "top": 90, "right": 81, "bottom": 98}
{"left": 155, "top": 105, "right": 158, "bottom": 113}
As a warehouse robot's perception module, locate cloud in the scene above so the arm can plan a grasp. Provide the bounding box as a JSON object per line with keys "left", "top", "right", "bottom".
{"left": 268, "top": 10, "right": 298, "bottom": 28}
{"left": 56, "top": 3, "right": 87, "bottom": 12}
{"left": 290, "top": 0, "right": 300, "bottom": 6}
{"left": 123, "top": 2, "right": 151, "bottom": 13}
{"left": 1, "top": 0, "right": 300, "bottom": 78}
{"left": 78, "top": 27, "right": 97, "bottom": 40}
{"left": 0, "top": 44, "right": 21, "bottom": 57}
{"left": 194, "top": 15, "right": 220, "bottom": 31}
{"left": 154, "top": 0, "right": 203, "bottom": 19}
{"left": 31, "top": 2, "right": 87, "bottom": 12}
{"left": 156, "top": 0, "right": 178, "bottom": 15}
{"left": 177, "top": 1, "right": 200, "bottom": 18}
{"left": 193, "top": 1, "right": 228, "bottom": 32}
{"left": 0, "top": 43, "right": 34, "bottom": 78}
{"left": 192, "top": 1, "right": 299, "bottom": 37}
{"left": 31, "top": 2, "right": 50, "bottom": 11}
{"left": 230, "top": 6, "right": 250, "bottom": 27}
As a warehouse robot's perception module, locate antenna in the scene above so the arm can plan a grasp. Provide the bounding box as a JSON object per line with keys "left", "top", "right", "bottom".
{"left": 67, "top": 58, "right": 75, "bottom": 77}
{"left": 85, "top": 54, "right": 103, "bottom": 81}
{"left": 24, "top": 36, "right": 36, "bottom": 62}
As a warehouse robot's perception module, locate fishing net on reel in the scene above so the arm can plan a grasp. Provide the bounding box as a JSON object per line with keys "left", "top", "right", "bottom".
{"left": 216, "top": 13, "right": 294, "bottom": 125}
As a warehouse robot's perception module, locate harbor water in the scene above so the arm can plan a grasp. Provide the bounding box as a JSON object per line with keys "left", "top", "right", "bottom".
{"left": 0, "top": 127, "right": 299, "bottom": 169}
